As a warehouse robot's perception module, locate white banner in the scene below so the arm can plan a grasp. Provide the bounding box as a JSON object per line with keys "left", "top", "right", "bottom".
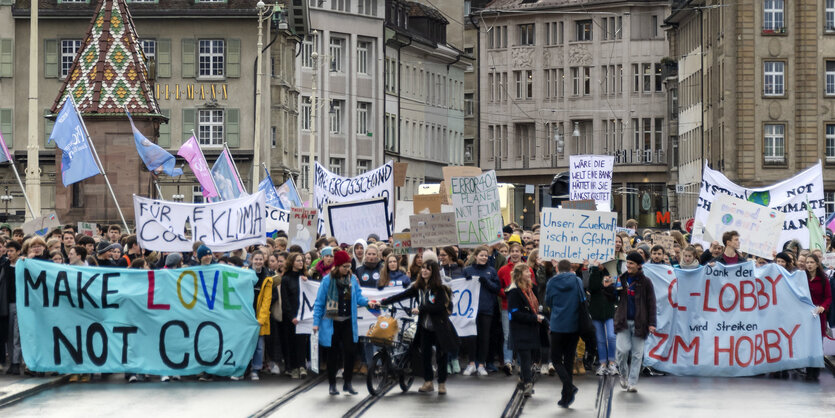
{"left": 450, "top": 170, "right": 503, "bottom": 247}
{"left": 265, "top": 204, "right": 290, "bottom": 238}
{"left": 694, "top": 162, "right": 824, "bottom": 249}
{"left": 133, "top": 191, "right": 266, "bottom": 252}
{"left": 313, "top": 161, "right": 394, "bottom": 238}
{"left": 569, "top": 155, "right": 614, "bottom": 211}
{"left": 539, "top": 208, "right": 617, "bottom": 263}
{"left": 704, "top": 194, "right": 786, "bottom": 258}
{"left": 296, "top": 278, "right": 480, "bottom": 337}
{"left": 325, "top": 198, "right": 390, "bottom": 244}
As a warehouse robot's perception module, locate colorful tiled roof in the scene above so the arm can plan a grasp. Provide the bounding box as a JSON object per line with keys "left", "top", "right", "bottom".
{"left": 50, "top": 0, "right": 161, "bottom": 116}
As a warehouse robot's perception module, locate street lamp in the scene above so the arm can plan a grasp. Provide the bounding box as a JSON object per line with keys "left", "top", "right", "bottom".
{"left": 1, "top": 187, "right": 13, "bottom": 220}
{"left": 253, "top": 1, "right": 278, "bottom": 192}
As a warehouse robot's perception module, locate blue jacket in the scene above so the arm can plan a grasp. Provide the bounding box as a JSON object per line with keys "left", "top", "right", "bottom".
{"left": 312, "top": 274, "right": 369, "bottom": 347}
{"left": 379, "top": 269, "right": 411, "bottom": 289}
{"left": 463, "top": 263, "right": 500, "bottom": 315}
{"left": 545, "top": 272, "right": 584, "bottom": 333}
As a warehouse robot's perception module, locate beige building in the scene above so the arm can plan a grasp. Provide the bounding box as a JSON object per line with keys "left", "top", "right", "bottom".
{"left": 479, "top": 0, "right": 671, "bottom": 227}
{"left": 0, "top": 0, "right": 306, "bottom": 224}
{"left": 667, "top": 0, "right": 835, "bottom": 221}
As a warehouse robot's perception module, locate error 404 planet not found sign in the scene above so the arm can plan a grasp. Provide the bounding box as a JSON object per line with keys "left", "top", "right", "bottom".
{"left": 450, "top": 170, "right": 503, "bottom": 247}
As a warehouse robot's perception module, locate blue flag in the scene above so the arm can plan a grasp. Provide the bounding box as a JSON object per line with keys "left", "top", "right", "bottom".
{"left": 127, "top": 111, "right": 183, "bottom": 177}
{"left": 258, "top": 168, "right": 283, "bottom": 208}
{"left": 48, "top": 98, "right": 102, "bottom": 186}
{"left": 211, "top": 149, "right": 246, "bottom": 201}
{"left": 276, "top": 177, "right": 303, "bottom": 209}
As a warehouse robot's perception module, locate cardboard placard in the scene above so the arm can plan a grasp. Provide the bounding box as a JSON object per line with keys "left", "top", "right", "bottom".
{"left": 450, "top": 170, "right": 503, "bottom": 247}
{"left": 22, "top": 212, "right": 61, "bottom": 237}
{"left": 413, "top": 193, "right": 443, "bottom": 214}
{"left": 409, "top": 213, "right": 459, "bottom": 248}
{"left": 393, "top": 162, "right": 408, "bottom": 188}
{"left": 392, "top": 232, "right": 414, "bottom": 255}
{"left": 442, "top": 166, "right": 481, "bottom": 204}
{"left": 289, "top": 207, "right": 317, "bottom": 252}
{"left": 703, "top": 194, "right": 786, "bottom": 259}
{"left": 651, "top": 233, "right": 676, "bottom": 256}
{"left": 77, "top": 221, "right": 96, "bottom": 237}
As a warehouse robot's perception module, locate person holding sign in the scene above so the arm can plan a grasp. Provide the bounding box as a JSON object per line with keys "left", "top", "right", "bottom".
{"left": 803, "top": 254, "right": 832, "bottom": 381}
{"left": 312, "top": 250, "right": 378, "bottom": 396}
{"left": 381, "top": 260, "right": 461, "bottom": 395}
{"left": 462, "top": 246, "right": 500, "bottom": 377}
{"left": 614, "top": 252, "right": 657, "bottom": 393}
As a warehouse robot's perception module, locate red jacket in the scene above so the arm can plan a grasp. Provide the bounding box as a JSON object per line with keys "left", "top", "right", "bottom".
{"left": 497, "top": 261, "right": 536, "bottom": 310}
{"left": 809, "top": 273, "right": 832, "bottom": 337}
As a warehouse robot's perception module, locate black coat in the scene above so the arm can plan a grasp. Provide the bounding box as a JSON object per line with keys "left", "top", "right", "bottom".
{"left": 381, "top": 284, "right": 460, "bottom": 352}
{"left": 280, "top": 271, "right": 302, "bottom": 319}
{"left": 506, "top": 287, "right": 541, "bottom": 351}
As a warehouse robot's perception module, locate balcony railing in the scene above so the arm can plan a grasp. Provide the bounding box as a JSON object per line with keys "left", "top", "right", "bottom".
{"left": 762, "top": 25, "right": 786, "bottom": 34}
{"left": 613, "top": 149, "right": 666, "bottom": 165}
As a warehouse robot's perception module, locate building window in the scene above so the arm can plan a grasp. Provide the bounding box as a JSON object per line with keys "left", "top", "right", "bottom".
{"left": 575, "top": 20, "right": 592, "bottom": 41}
{"left": 518, "top": 23, "right": 535, "bottom": 45}
{"left": 826, "top": 191, "right": 835, "bottom": 215}
{"left": 514, "top": 70, "right": 532, "bottom": 99}
{"left": 330, "top": 100, "right": 343, "bottom": 134}
{"left": 827, "top": 124, "right": 835, "bottom": 160}
{"left": 764, "top": 123, "right": 785, "bottom": 163}
{"left": 357, "top": 159, "right": 370, "bottom": 175}
{"left": 763, "top": 0, "right": 785, "bottom": 32}
{"left": 140, "top": 39, "right": 156, "bottom": 67}
{"left": 642, "top": 63, "right": 652, "bottom": 93}
{"left": 329, "top": 38, "right": 344, "bottom": 72}
{"left": 329, "top": 158, "right": 344, "bottom": 176}
{"left": 271, "top": 126, "right": 277, "bottom": 148}
{"left": 331, "top": 0, "right": 349, "bottom": 12}
{"left": 192, "top": 186, "right": 204, "bottom": 204}
{"left": 632, "top": 63, "right": 640, "bottom": 93}
{"left": 764, "top": 61, "right": 785, "bottom": 96}
{"left": 827, "top": 61, "right": 835, "bottom": 96}
{"left": 655, "top": 63, "right": 663, "bottom": 92}
{"left": 61, "top": 39, "right": 82, "bottom": 79}
{"left": 571, "top": 67, "right": 580, "bottom": 95}
{"left": 357, "top": 101, "right": 370, "bottom": 135}
{"left": 464, "top": 93, "right": 474, "bottom": 116}
{"left": 301, "top": 96, "right": 311, "bottom": 130}
{"left": 301, "top": 156, "right": 311, "bottom": 189}
{"left": 301, "top": 36, "right": 314, "bottom": 68}
{"left": 583, "top": 67, "right": 591, "bottom": 95}
{"left": 198, "top": 109, "right": 224, "bottom": 146}
{"left": 358, "top": 0, "right": 376, "bottom": 16}
{"left": 827, "top": 0, "right": 835, "bottom": 31}
{"left": 545, "top": 22, "right": 563, "bottom": 45}
{"left": 198, "top": 39, "right": 224, "bottom": 78}
{"left": 357, "top": 41, "right": 370, "bottom": 75}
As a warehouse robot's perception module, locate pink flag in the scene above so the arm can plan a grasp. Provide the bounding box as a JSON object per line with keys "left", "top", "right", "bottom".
{"left": 177, "top": 136, "right": 218, "bottom": 199}
{"left": 0, "top": 130, "right": 12, "bottom": 164}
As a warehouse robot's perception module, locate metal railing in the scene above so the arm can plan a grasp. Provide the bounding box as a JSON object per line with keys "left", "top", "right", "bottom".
{"left": 613, "top": 149, "right": 666, "bottom": 165}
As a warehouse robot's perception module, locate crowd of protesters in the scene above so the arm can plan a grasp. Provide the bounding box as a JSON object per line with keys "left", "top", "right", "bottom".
{"left": 0, "top": 218, "right": 831, "bottom": 408}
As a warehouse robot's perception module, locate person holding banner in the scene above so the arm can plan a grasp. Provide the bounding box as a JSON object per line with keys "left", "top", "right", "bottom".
{"left": 462, "top": 246, "right": 500, "bottom": 377}
{"left": 248, "top": 251, "right": 273, "bottom": 381}
{"left": 381, "top": 260, "right": 460, "bottom": 395}
{"left": 614, "top": 252, "right": 657, "bottom": 393}
{"left": 279, "top": 252, "right": 308, "bottom": 379}
{"left": 312, "top": 250, "right": 377, "bottom": 395}
{"left": 507, "top": 263, "right": 544, "bottom": 398}
{"left": 804, "top": 254, "right": 832, "bottom": 381}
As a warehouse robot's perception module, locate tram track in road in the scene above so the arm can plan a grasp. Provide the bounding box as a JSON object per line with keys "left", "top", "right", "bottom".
{"left": 341, "top": 381, "right": 395, "bottom": 418}
{"left": 248, "top": 374, "right": 326, "bottom": 418}
{"left": 500, "top": 372, "right": 614, "bottom": 418}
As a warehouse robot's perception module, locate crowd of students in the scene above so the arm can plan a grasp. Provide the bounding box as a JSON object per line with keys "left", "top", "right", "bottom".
{"left": 0, "top": 219, "right": 831, "bottom": 408}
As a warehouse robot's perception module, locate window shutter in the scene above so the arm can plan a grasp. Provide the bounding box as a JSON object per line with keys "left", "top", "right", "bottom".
{"left": 156, "top": 39, "right": 171, "bottom": 78}
{"left": 44, "top": 39, "right": 58, "bottom": 79}
{"left": 227, "top": 39, "right": 241, "bottom": 78}
{"left": 181, "top": 38, "right": 195, "bottom": 78}
{"left": 182, "top": 108, "right": 195, "bottom": 142}
{"left": 0, "top": 39, "right": 13, "bottom": 78}
{"left": 158, "top": 109, "right": 171, "bottom": 148}
{"left": 226, "top": 108, "right": 240, "bottom": 148}
{"left": 44, "top": 109, "right": 55, "bottom": 148}
{"left": 0, "top": 109, "right": 12, "bottom": 148}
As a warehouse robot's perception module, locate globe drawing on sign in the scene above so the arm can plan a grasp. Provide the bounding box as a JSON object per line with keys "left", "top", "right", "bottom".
{"left": 721, "top": 214, "right": 734, "bottom": 225}
{"left": 747, "top": 191, "right": 770, "bottom": 206}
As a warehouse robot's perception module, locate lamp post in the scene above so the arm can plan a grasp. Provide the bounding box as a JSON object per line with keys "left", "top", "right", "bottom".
{"left": 254, "top": 1, "right": 277, "bottom": 192}
{"left": 1, "top": 187, "right": 13, "bottom": 220}
{"left": 309, "top": 44, "right": 318, "bottom": 203}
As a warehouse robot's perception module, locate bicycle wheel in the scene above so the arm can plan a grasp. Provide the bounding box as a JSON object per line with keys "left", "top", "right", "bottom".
{"left": 367, "top": 351, "right": 390, "bottom": 396}
{"left": 398, "top": 366, "right": 414, "bottom": 392}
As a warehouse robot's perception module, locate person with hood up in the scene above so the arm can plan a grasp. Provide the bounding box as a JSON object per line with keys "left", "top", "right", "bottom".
{"left": 614, "top": 251, "right": 657, "bottom": 393}
{"left": 350, "top": 239, "right": 367, "bottom": 271}
{"left": 545, "top": 259, "right": 584, "bottom": 408}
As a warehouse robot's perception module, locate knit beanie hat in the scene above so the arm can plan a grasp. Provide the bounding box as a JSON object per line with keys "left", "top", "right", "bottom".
{"left": 334, "top": 250, "right": 351, "bottom": 266}
{"left": 626, "top": 251, "right": 644, "bottom": 266}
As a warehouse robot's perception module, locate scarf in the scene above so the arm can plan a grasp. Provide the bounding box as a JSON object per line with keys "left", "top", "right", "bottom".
{"left": 521, "top": 286, "right": 538, "bottom": 316}
{"left": 327, "top": 273, "right": 352, "bottom": 303}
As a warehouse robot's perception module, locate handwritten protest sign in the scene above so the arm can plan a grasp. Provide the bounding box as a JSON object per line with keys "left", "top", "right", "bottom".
{"left": 694, "top": 161, "right": 824, "bottom": 250}
{"left": 569, "top": 155, "right": 614, "bottom": 211}
{"left": 450, "top": 170, "right": 503, "bottom": 247}
{"left": 442, "top": 166, "right": 481, "bottom": 204}
{"left": 326, "top": 198, "right": 390, "bottom": 245}
{"left": 133, "top": 191, "right": 266, "bottom": 252}
{"left": 392, "top": 232, "right": 414, "bottom": 255}
{"left": 410, "top": 213, "right": 459, "bottom": 248}
{"left": 16, "top": 259, "right": 259, "bottom": 376}
{"left": 393, "top": 162, "right": 408, "bottom": 188}
{"left": 539, "top": 208, "right": 617, "bottom": 263}
{"left": 77, "top": 222, "right": 96, "bottom": 237}
{"left": 22, "top": 212, "right": 61, "bottom": 236}
{"left": 295, "top": 278, "right": 479, "bottom": 336}
{"left": 642, "top": 262, "right": 824, "bottom": 376}
{"left": 414, "top": 193, "right": 443, "bottom": 214}
{"left": 822, "top": 253, "right": 835, "bottom": 270}
{"left": 289, "top": 207, "right": 317, "bottom": 252}
{"left": 651, "top": 233, "right": 676, "bottom": 256}
{"left": 265, "top": 204, "right": 290, "bottom": 239}
{"left": 314, "top": 161, "right": 393, "bottom": 236}
{"left": 704, "top": 194, "right": 786, "bottom": 258}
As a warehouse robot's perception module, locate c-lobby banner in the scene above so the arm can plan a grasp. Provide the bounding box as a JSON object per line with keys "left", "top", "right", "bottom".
{"left": 642, "top": 263, "right": 824, "bottom": 377}
{"left": 16, "top": 259, "right": 259, "bottom": 376}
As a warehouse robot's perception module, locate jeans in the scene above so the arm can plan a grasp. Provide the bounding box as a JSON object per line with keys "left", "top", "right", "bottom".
{"left": 550, "top": 332, "right": 579, "bottom": 398}
{"left": 327, "top": 320, "right": 356, "bottom": 385}
{"left": 421, "top": 329, "right": 448, "bottom": 383}
{"left": 517, "top": 349, "right": 534, "bottom": 384}
{"left": 7, "top": 303, "right": 20, "bottom": 365}
{"left": 500, "top": 309, "right": 513, "bottom": 363}
{"left": 252, "top": 336, "right": 265, "bottom": 371}
{"left": 616, "top": 320, "right": 645, "bottom": 386}
{"left": 593, "top": 319, "right": 617, "bottom": 363}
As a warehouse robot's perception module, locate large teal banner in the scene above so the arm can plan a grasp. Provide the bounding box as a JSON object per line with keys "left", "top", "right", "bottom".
{"left": 16, "top": 259, "right": 259, "bottom": 376}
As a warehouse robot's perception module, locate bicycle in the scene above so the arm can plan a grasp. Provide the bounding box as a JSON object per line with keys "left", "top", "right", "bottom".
{"left": 363, "top": 306, "right": 418, "bottom": 396}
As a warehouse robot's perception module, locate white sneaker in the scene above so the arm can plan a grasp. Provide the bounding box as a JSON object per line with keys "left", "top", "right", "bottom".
{"left": 596, "top": 364, "right": 608, "bottom": 376}
{"left": 607, "top": 363, "right": 619, "bottom": 376}
{"left": 230, "top": 375, "right": 243, "bottom": 381}
{"left": 477, "top": 365, "right": 489, "bottom": 376}
{"left": 540, "top": 364, "right": 549, "bottom": 375}
{"left": 627, "top": 385, "right": 637, "bottom": 393}
{"left": 250, "top": 372, "right": 260, "bottom": 381}
{"left": 462, "top": 364, "right": 476, "bottom": 376}
{"left": 128, "top": 375, "right": 138, "bottom": 383}
{"left": 619, "top": 377, "right": 628, "bottom": 390}
{"left": 548, "top": 364, "right": 556, "bottom": 376}
{"left": 269, "top": 363, "right": 281, "bottom": 375}
{"left": 160, "top": 376, "right": 170, "bottom": 382}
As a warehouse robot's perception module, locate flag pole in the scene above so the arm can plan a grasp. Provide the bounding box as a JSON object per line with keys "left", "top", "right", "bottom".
{"left": 9, "top": 161, "right": 35, "bottom": 217}
{"left": 224, "top": 142, "right": 247, "bottom": 194}
{"left": 153, "top": 176, "right": 164, "bottom": 199}
{"left": 191, "top": 129, "right": 222, "bottom": 201}
{"left": 71, "top": 95, "right": 131, "bottom": 234}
